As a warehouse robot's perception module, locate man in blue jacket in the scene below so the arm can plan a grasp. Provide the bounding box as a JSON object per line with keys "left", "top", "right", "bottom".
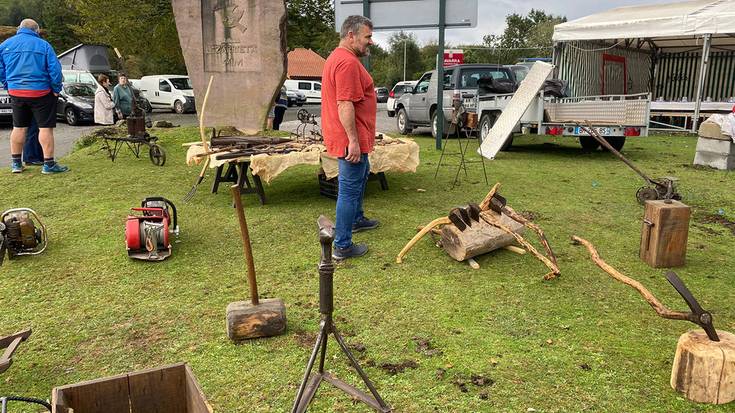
{"left": 0, "top": 19, "right": 68, "bottom": 174}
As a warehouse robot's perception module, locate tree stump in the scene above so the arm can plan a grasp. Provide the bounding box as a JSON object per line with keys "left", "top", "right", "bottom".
{"left": 670, "top": 330, "right": 735, "bottom": 404}
{"left": 440, "top": 213, "right": 524, "bottom": 261}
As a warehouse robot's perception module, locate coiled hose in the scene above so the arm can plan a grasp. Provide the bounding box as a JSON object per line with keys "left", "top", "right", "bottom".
{"left": 1, "top": 395, "right": 51, "bottom": 412}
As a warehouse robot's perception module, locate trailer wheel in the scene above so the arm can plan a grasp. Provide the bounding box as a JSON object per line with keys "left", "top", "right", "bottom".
{"left": 603, "top": 136, "right": 626, "bottom": 152}
{"left": 579, "top": 136, "right": 600, "bottom": 151}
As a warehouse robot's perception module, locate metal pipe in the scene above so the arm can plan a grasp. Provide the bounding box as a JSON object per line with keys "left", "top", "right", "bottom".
{"left": 692, "top": 34, "right": 712, "bottom": 132}
{"left": 403, "top": 40, "right": 407, "bottom": 81}
{"left": 435, "top": 0, "right": 446, "bottom": 150}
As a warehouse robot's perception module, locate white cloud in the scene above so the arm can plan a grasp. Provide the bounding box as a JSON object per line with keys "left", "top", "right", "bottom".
{"left": 371, "top": 0, "right": 677, "bottom": 47}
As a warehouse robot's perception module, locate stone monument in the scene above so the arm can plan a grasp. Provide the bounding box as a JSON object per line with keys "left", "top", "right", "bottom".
{"left": 172, "top": 0, "right": 287, "bottom": 134}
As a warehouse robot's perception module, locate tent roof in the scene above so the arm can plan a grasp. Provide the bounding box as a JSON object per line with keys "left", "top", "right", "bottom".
{"left": 553, "top": 0, "right": 735, "bottom": 49}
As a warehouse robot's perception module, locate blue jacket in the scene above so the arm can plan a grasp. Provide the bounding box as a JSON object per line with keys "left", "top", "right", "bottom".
{"left": 0, "top": 28, "right": 62, "bottom": 94}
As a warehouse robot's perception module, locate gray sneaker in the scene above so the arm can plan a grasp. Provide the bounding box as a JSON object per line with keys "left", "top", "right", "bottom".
{"left": 332, "top": 242, "right": 368, "bottom": 260}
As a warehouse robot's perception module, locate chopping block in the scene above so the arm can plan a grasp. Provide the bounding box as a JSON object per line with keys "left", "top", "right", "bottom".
{"left": 671, "top": 330, "right": 735, "bottom": 404}
{"left": 640, "top": 199, "right": 690, "bottom": 268}
{"left": 226, "top": 185, "right": 286, "bottom": 341}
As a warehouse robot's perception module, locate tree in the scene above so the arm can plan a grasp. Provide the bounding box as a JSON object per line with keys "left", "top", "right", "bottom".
{"left": 41, "top": 0, "right": 82, "bottom": 53}
{"left": 480, "top": 9, "right": 566, "bottom": 64}
{"left": 369, "top": 32, "right": 422, "bottom": 87}
{"left": 69, "top": 0, "right": 185, "bottom": 77}
{"left": 286, "top": 0, "right": 339, "bottom": 57}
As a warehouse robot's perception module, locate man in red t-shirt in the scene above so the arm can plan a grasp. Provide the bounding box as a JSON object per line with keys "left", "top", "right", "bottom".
{"left": 322, "top": 15, "right": 378, "bottom": 260}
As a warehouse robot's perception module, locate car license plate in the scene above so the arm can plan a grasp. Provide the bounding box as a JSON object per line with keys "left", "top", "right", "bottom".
{"left": 0, "top": 97, "right": 10, "bottom": 104}
{"left": 0, "top": 108, "right": 11, "bottom": 114}
{"left": 463, "top": 97, "right": 475, "bottom": 109}
{"left": 575, "top": 126, "right": 610, "bottom": 136}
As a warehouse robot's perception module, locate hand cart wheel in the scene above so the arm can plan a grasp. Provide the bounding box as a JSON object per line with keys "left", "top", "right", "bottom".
{"left": 148, "top": 144, "right": 166, "bottom": 166}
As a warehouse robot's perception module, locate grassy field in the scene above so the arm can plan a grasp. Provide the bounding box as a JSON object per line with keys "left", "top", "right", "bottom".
{"left": 1, "top": 126, "right": 734, "bottom": 412}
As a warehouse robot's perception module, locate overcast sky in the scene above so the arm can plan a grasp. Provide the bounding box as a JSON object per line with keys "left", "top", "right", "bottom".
{"left": 370, "top": 0, "right": 678, "bottom": 46}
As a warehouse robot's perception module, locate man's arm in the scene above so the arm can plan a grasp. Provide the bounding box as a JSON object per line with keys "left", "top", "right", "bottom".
{"left": 46, "top": 44, "right": 62, "bottom": 94}
{"left": 337, "top": 100, "right": 361, "bottom": 163}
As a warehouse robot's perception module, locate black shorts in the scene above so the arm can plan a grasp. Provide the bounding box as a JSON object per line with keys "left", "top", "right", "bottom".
{"left": 11, "top": 92, "right": 57, "bottom": 128}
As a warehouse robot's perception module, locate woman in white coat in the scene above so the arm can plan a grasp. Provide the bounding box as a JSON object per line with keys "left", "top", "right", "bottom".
{"left": 94, "top": 74, "right": 116, "bottom": 125}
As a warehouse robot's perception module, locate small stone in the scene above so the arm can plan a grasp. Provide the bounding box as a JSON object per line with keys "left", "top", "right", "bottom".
{"left": 416, "top": 188, "right": 426, "bottom": 192}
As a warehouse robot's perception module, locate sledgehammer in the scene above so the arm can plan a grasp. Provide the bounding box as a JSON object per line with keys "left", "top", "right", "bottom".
{"left": 226, "top": 185, "right": 287, "bottom": 341}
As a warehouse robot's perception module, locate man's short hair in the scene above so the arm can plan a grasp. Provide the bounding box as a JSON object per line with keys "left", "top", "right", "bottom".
{"left": 340, "top": 15, "right": 373, "bottom": 39}
{"left": 19, "top": 19, "right": 40, "bottom": 33}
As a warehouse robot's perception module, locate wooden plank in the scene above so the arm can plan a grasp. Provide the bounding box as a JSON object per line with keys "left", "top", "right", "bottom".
{"left": 128, "top": 363, "right": 187, "bottom": 413}
{"left": 185, "top": 364, "right": 214, "bottom": 413}
{"left": 52, "top": 372, "right": 131, "bottom": 413}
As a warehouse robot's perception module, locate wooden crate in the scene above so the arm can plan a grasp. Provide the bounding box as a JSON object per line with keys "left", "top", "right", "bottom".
{"left": 51, "top": 363, "right": 212, "bottom": 413}
{"left": 640, "top": 200, "right": 690, "bottom": 268}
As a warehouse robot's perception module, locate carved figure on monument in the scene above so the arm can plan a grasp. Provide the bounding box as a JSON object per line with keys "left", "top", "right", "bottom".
{"left": 202, "top": 0, "right": 260, "bottom": 72}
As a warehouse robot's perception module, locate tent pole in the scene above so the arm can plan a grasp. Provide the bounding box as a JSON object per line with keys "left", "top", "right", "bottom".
{"left": 692, "top": 34, "right": 711, "bottom": 133}
{"left": 552, "top": 42, "right": 562, "bottom": 79}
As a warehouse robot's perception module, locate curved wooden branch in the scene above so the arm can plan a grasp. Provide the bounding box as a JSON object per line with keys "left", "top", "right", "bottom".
{"left": 479, "top": 182, "right": 502, "bottom": 211}
{"left": 571, "top": 235, "right": 689, "bottom": 320}
{"left": 503, "top": 204, "right": 558, "bottom": 266}
{"left": 396, "top": 217, "right": 451, "bottom": 263}
{"left": 480, "top": 211, "right": 560, "bottom": 280}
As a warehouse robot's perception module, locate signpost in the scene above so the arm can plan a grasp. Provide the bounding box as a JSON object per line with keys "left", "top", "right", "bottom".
{"left": 335, "top": 0, "right": 478, "bottom": 149}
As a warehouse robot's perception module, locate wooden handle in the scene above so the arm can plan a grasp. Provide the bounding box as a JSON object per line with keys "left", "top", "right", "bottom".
{"left": 397, "top": 217, "right": 451, "bottom": 263}
{"left": 231, "top": 185, "right": 258, "bottom": 305}
{"left": 199, "top": 76, "right": 214, "bottom": 153}
{"left": 572, "top": 235, "right": 689, "bottom": 321}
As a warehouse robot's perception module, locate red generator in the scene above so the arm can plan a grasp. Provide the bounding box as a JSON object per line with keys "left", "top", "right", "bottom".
{"left": 125, "top": 197, "right": 178, "bottom": 261}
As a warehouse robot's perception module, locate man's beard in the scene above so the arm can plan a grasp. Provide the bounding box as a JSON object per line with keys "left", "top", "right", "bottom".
{"left": 355, "top": 47, "right": 370, "bottom": 58}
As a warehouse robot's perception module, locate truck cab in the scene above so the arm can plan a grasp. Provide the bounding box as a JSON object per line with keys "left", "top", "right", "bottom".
{"left": 395, "top": 64, "right": 517, "bottom": 138}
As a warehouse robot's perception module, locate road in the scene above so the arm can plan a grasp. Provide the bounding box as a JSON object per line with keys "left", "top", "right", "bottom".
{"left": 0, "top": 103, "right": 401, "bottom": 168}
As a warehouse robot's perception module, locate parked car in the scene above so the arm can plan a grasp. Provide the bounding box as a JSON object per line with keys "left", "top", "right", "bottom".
{"left": 62, "top": 69, "right": 100, "bottom": 88}
{"left": 0, "top": 85, "right": 11, "bottom": 122}
{"left": 56, "top": 82, "right": 95, "bottom": 125}
{"left": 394, "top": 64, "right": 518, "bottom": 137}
{"left": 386, "top": 80, "right": 417, "bottom": 117}
{"left": 137, "top": 75, "right": 195, "bottom": 113}
{"left": 128, "top": 79, "right": 153, "bottom": 113}
{"left": 375, "top": 87, "right": 389, "bottom": 103}
{"left": 285, "top": 88, "right": 306, "bottom": 107}
{"left": 284, "top": 79, "right": 321, "bottom": 104}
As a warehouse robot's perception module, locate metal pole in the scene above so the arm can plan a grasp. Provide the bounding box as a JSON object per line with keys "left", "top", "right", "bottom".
{"left": 403, "top": 40, "right": 407, "bottom": 81}
{"left": 362, "top": 0, "right": 371, "bottom": 70}
{"left": 692, "top": 34, "right": 711, "bottom": 133}
{"left": 435, "top": 0, "right": 446, "bottom": 150}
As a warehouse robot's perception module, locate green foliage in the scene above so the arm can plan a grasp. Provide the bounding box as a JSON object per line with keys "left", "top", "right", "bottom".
{"left": 369, "top": 32, "right": 423, "bottom": 88}
{"left": 41, "top": 0, "right": 82, "bottom": 53}
{"left": 68, "top": 0, "right": 185, "bottom": 77}
{"left": 286, "top": 0, "right": 339, "bottom": 57}
{"left": 479, "top": 9, "right": 567, "bottom": 64}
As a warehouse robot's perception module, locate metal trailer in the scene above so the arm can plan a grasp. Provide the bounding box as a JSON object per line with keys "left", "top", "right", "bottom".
{"left": 472, "top": 92, "right": 651, "bottom": 150}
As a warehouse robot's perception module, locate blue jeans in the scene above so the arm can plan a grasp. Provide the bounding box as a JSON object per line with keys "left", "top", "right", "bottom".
{"left": 334, "top": 154, "right": 370, "bottom": 248}
{"left": 23, "top": 119, "right": 43, "bottom": 163}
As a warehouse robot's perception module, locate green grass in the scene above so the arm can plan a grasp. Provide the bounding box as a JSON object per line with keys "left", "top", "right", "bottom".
{"left": 1, "top": 128, "right": 734, "bottom": 412}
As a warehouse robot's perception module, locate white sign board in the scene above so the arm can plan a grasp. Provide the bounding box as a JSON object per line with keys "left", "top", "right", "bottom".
{"left": 335, "top": 0, "right": 478, "bottom": 31}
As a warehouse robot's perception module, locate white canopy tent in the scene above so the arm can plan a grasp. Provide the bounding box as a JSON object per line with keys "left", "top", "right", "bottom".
{"left": 552, "top": 0, "right": 735, "bottom": 131}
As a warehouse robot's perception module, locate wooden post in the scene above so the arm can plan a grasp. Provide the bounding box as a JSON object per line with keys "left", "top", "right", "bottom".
{"left": 671, "top": 330, "right": 735, "bottom": 404}
{"left": 640, "top": 200, "right": 691, "bottom": 268}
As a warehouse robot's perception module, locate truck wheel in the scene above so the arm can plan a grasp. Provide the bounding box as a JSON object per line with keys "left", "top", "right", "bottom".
{"left": 174, "top": 100, "right": 184, "bottom": 114}
{"left": 479, "top": 113, "right": 496, "bottom": 142}
{"left": 431, "top": 111, "right": 449, "bottom": 139}
{"left": 603, "top": 136, "right": 626, "bottom": 152}
{"left": 397, "top": 108, "right": 412, "bottom": 135}
{"left": 579, "top": 136, "right": 600, "bottom": 151}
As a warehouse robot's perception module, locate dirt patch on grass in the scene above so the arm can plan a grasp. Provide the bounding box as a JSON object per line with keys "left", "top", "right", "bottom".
{"left": 379, "top": 360, "right": 418, "bottom": 375}
{"left": 519, "top": 210, "right": 541, "bottom": 221}
{"left": 697, "top": 214, "right": 735, "bottom": 236}
{"left": 293, "top": 331, "right": 316, "bottom": 348}
{"left": 413, "top": 336, "right": 442, "bottom": 357}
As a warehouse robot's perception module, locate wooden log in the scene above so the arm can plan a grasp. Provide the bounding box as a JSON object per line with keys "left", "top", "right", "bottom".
{"left": 640, "top": 200, "right": 691, "bottom": 268}
{"left": 226, "top": 298, "right": 287, "bottom": 341}
{"left": 440, "top": 212, "right": 524, "bottom": 261}
{"left": 671, "top": 330, "right": 735, "bottom": 404}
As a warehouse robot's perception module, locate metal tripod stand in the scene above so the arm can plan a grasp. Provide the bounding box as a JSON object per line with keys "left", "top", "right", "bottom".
{"left": 291, "top": 216, "right": 391, "bottom": 413}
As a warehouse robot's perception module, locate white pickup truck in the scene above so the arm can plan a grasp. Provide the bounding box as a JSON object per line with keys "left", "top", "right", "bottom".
{"left": 470, "top": 91, "right": 651, "bottom": 151}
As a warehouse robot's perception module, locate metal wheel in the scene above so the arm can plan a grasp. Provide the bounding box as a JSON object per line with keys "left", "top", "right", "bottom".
{"left": 636, "top": 186, "right": 659, "bottom": 204}
{"left": 174, "top": 100, "right": 184, "bottom": 114}
{"left": 397, "top": 107, "right": 411, "bottom": 135}
{"left": 65, "top": 107, "right": 78, "bottom": 126}
{"left": 603, "top": 136, "right": 626, "bottom": 152}
{"left": 149, "top": 144, "right": 166, "bottom": 166}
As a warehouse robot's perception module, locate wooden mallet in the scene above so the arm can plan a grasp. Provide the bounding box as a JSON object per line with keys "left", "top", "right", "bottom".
{"left": 226, "top": 185, "right": 286, "bottom": 341}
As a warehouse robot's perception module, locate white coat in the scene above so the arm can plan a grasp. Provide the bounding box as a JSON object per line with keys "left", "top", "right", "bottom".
{"left": 94, "top": 85, "right": 116, "bottom": 125}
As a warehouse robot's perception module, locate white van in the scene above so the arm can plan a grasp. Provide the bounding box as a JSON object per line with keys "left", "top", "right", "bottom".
{"left": 137, "top": 75, "right": 195, "bottom": 113}
{"left": 284, "top": 79, "right": 321, "bottom": 104}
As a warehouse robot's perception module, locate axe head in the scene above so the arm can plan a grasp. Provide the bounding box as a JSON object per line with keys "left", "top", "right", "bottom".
{"left": 459, "top": 207, "right": 472, "bottom": 227}
{"left": 468, "top": 203, "right": 481, "bottom": 222}
{"left": 489, "top": 193, "right": 507, "bottom": 214}
{"left": 448, "top": 208, "right": 468, "bottom": 231}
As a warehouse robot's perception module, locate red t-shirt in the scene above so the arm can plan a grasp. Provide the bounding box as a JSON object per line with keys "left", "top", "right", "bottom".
{"left": 321, "top": 47, "right": 376, "bottom": 157}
